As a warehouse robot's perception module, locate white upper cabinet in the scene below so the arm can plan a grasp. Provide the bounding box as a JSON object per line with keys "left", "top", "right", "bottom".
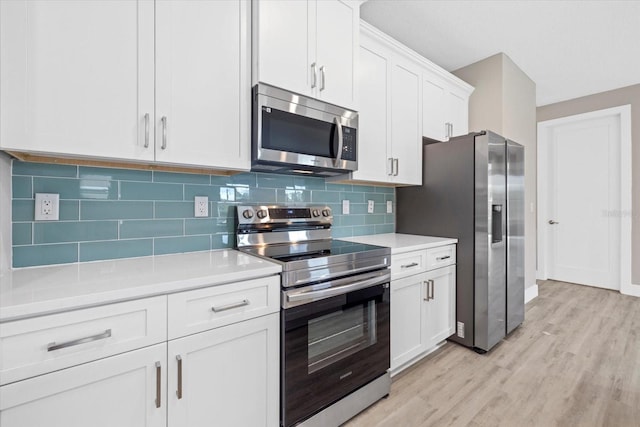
{"left": 422, "top": 73, "right": 472, "bottom": 142}
{"left": 253, "top": 0, "right": 358, "bottom": 110}
{"left": 0, "top": 0, "right": 250, "bottom": 171}
{"left": 0, "top": 0, "right": 155, "bottom": 161}
{"left": 155, "top": 0, "right": 249, "bottom": 169}
{"left": 352, "top": 23, "right": 422, "bottom": 186}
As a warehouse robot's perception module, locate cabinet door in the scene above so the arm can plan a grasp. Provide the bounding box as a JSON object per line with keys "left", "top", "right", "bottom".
{"left": 424, "top": 265, "right": 456, "bottom": 349}
{"left": 422, "top": 76, "right": 448, "bottom": 141}
{"left": 447, "top": 90, "right": 469, "bottom": 138}
{"left": 0, "top": 344, "right": 166, "bottom": 427}
{"left": 0, "top": 0, "right": 154, "bottom": 161}
{"left": 390, "top": 58, "right": 422, "bottom": 185}
{"left": 352, "top": 42, "right": 391, "bottom": 183}
{"left": 254, "top": 0, "right": 312, "bottom": 98}
{"left": 315, "top": 0, "right": 358, "bottom": 109}
{"left": 155, "top": 0, "right": 250, "bottom": 170}
{"left": 168, "top": 313, "right": 279, "bottom": 427}
{"left": 390, "top": 273, "right": 427, "bottom": 371}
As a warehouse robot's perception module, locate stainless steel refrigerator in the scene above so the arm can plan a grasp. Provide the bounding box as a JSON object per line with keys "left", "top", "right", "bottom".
{"left": 396, "top": 131, "right": 524, "bottom": 352}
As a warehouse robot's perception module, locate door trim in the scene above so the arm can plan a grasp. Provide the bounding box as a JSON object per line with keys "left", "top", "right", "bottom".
{"left": 537, "top": 105, "right": 634, "bottom": 296}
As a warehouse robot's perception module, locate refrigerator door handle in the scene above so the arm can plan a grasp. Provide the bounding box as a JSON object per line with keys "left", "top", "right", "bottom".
{"left": 491, "top": 204, "right": 503, "bottom": 244}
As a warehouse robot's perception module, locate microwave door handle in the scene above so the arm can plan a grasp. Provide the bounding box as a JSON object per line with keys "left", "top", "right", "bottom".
{"left": 333, "top": 117, "right": 344, "bottom": 166}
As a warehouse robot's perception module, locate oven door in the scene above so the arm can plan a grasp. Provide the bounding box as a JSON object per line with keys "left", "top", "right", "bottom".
{"left": 253, "top": 84, "right": 357, "bottom": 173}
{"left": 281, "top": 271, "right": 390, "bottom": 427}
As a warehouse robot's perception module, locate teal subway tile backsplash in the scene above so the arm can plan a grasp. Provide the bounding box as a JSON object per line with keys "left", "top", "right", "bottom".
{"left": 10, "top": 160, "right": 395, "bottom": 268}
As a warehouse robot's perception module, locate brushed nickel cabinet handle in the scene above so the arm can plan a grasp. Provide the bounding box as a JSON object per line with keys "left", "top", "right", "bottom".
{"left": 161, "top": 116, "right": 167, "bottom": 150}
{"left": 144, "top": 113, "right": 150, "bottom": 148}
{"left": 176, "top": 355, "right": 183, "bottom": 399}
{"left": 319, "top": 65, "right": 326, "bottom": 91}
{"left": 212, "top": 299, "right": 249, "bottom": 313}
{"left": 401, "top": 262, "right": 419, "bottom": 269}
{"left": 430, "top": 279, "right": 435, "bottom": 300}
{"left": 47, "top": 329, "right": 111, "bottom": 352}
{"left": 311, "top": 63, "right": 317, "bottom": 89}
{"left": 388, "top": 158, "right": 394, "bottom": 176}
{"left": 393, "top": 158, "right": 399, "bottom": 176}
{"left": 423, "top": 281, "right": 429, "bottom": 301}
{"left": 155, "top": 362, "right": 162, "bottom": 408}
{"left": 436, "top": 255, "right": 451, "bottom": 261}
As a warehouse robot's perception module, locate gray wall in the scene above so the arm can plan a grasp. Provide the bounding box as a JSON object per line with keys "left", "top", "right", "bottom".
{"left": 0, "top": 152, "right": 11, "bottom": 272}
{"left": 454, "top": 53, "right": 538, "bottom": 291}
{"left": 537, "top": 84, "right": 640, "bottom": 284}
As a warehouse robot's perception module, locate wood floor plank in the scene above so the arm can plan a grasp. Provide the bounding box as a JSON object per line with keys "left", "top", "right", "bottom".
{"left": 344, "top": 280, "right": 640, "bottom": 427}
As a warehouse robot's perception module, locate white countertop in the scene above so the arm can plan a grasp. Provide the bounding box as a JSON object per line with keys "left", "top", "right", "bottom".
{"left": 341, "top": 233, "right": 457, "bottom": 254}
{"left": 0, "top": 250, "right": 281, "bottom": 322}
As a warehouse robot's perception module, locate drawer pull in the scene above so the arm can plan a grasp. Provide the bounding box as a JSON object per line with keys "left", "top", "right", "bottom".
{"left": 436, "top": 255, "right": 451, "bottom": 261}
{"left": 47, "top": 329, "right": 112, "bottom": 352}
{"left": 211, "top": 299, "right": 250, "bottom": 313}
{"left": 401, "top": 262, "right": 419, "bottom": 269}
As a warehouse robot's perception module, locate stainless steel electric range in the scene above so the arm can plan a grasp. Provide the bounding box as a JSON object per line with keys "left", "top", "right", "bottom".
{"left": 236, "top": 205, "right": 391, "bottom": 427}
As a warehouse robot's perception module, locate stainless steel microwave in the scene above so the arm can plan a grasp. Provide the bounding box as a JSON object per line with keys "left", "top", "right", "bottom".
{"left": 251, "top": 84, "right": 358, "bottom": 176}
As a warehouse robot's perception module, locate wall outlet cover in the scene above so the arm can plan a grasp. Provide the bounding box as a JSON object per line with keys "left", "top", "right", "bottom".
{"left": 386, "top": 200, "right": 393, "bottom": 214}
{"left": 342, "top": 200, "right": 350, "bottom": 215}
{"left": 194, "top": 196, "right": 209, "bottom": 217}
{"left": 35, "top": 193, "right": 60, "bottom": 221}
{"left": 367, "top": 200, "right": 374, "bottom": 213}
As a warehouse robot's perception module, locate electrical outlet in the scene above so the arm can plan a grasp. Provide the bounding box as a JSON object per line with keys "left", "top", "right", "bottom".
{"left": 194, "top": 196, "right": 209, "bottom": 217}
{"left": 367, "top": 200, "right": 374, "bottom": 214}
{"left": 386, "top": 200, "right": 393, "bottom": 214}
{"left": 35, "top": 193, "right": 59, "bottom": 221}
{"left": 457, "top": 321, "right": 465, "bottom": 338}
{"left": 342, "top": 200, "right": 350, "bottom": 215}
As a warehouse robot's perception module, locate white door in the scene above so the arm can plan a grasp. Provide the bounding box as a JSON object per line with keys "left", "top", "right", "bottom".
{"left": 315, "top": 0, "right": 357, "bottom": 109}
{"left": 390, "top": 273, "right": 427, "bottom": 371}
{"left": 545, "top": 114, "right": 621, "bottom": 289}
{"left": 353, "top": 42, "right": 390, "bottom": 183}
{"left": 424, "top": 265, "right": 456, "bottom": 349}
{"left": 155, "top": 0, "right": 249, "bottom": 170}
{"left": 0, "top": 0, "right": 154, "bottom": 161}
{"left": 0, "top": 344, "right": 166, "bottom": 427}
{"left": 390, "top": 59, "right": 422, "bottom": 185}
{"left": 168, "top": 314, "right": 279, "bottom": 427}
{"left": 255, "top": 0, "right": 312, "bottom": 98}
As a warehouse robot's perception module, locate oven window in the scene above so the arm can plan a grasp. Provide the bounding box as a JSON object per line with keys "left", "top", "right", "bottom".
{"left": 262, "top": 108, "right": 336, "bottom": 158}
{"left": 307, "top": 300, "right": 377, "bottom": 374}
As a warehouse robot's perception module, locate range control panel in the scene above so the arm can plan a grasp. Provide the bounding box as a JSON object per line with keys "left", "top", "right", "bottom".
{"left": 237, "top": 205, "right": 333, "bottom": 225}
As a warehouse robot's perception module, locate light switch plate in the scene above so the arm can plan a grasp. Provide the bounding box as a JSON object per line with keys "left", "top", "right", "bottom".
{"left": 386, "top": 201, "right": 393, "bottom": 214}
{"left": 342, "top": 200, "right": 350, "bottom": 215}
{"left": 367, "top": 200, "right": 374, "bottom": 214}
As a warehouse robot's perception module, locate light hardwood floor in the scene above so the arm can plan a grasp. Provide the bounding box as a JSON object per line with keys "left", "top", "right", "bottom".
{"left": 346, "top": 280, "right": 640, "bottom": 427}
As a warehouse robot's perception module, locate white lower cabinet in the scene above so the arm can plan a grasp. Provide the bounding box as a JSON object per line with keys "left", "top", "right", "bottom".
{"left": 0, "top": 276, "right": 281, "bottom": 426}
{"left": 390, "top": 246, "right": 456, "bottom": 374}
{"left": 0, "top": 343, "right": 167, "bottom": 427}
{"left": 167, "top": 313, "right": 279, "bottom": 427}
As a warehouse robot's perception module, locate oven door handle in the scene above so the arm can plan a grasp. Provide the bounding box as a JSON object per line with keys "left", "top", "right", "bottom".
{"left": 285, "top": 271, "right": 390, "bottom": 306}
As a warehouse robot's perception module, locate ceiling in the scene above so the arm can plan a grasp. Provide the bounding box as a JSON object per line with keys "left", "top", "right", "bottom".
{"left": 360, "top": 0, "right": 640, "bottom": 106}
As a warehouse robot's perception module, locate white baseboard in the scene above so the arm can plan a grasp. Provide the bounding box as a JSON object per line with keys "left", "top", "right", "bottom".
{"left": 621, "top": 283, "right": 640, "bottom": 297}
{"left": 525, "top": 284, "right": 539, "bottom": 304}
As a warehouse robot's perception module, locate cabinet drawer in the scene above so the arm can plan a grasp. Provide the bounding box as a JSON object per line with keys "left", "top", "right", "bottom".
{"left": 0, "top": 296, "right": 167, "bottom": 386}
{"left": 425, "top": 245, "right": 456, "bottom": 270}
{"left": 168, "top": 276, "right": 280, "bottom": 339}
{"left": 391, "top": 250, "right": 427, "bottom": 279}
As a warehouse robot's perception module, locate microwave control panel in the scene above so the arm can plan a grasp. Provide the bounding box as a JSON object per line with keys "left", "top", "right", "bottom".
{"left": 341, "top": 127, "right": 357, "bottom": 161}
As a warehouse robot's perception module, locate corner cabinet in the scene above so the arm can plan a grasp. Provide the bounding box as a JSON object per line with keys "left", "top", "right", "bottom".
{"left": 389, "top": 245, "right": 456, "bottom": 375}
{"left": 353, "top": 24, "right": 422, "bottom": 186}
{"left": 0, "top": 276, "right": 280, "bottom": 427}
{"left": 252, "top": 0, "right": 359, "bottom": 110}
{"left": 0, "top": 0, "right": 250, "bottom": 171}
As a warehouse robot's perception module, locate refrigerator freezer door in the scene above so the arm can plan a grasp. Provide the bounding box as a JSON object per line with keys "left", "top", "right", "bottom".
{"left": 474, "top": 132, "right": 507, "bottom": 351}
{"left": 506, "top": 140, "right": 525, "bottom": 334}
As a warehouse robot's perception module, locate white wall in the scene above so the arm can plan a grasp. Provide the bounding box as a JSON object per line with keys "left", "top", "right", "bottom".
{"left": 0, "top": 153, "right": 11, "bottom": 271}
{"left": 454, "top": 53, "right": 538, "bottom": 292}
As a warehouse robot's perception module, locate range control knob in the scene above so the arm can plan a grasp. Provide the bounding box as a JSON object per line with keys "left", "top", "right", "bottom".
{"left": 242, "top": 209, "right": 254, "bottom": 219}
{"left": 312, "top": 209, "right": 320, "bottom": 217}
{"left": 256, "top": 209, "right": 267, "bottom": 219}
{"left": 322, "top": 209, "right": 331, "bottom": 217}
